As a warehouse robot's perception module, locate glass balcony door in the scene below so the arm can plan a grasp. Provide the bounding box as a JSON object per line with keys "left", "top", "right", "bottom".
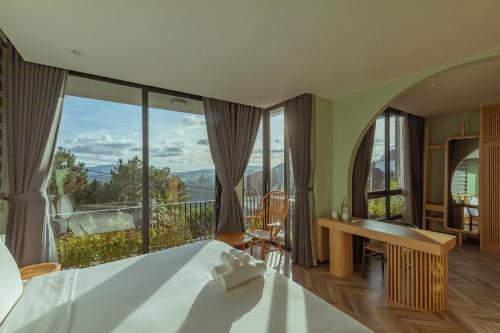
{"left": 243, "top": 106, "right": 293, "bottom": 250}
{"left": 148, "top": 92, "right": 216, "bottom": 252}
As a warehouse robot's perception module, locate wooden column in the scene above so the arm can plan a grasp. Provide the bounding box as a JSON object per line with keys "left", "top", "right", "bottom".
{"left": 329, "top": 229, "right": 353, "bottom": 277}
{"left": 480, "top": 103, "right": 500, "bottom": 253}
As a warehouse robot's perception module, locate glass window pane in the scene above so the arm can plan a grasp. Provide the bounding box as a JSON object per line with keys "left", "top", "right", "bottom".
{"left": 49, "top": 75, "right": 143, "bottom": 268}
{"left": 368, "top": 197, "right": 386, "bottom": 220}
{"left": 243, "top": 120, "right": 263, "bottom": 224}
{"left": 390, "top": 113, "right": 403, "bottom": 190}
{"left": 270, "top": 108, "right": 285, "bottom": 191}
{"left": 148, "top": 92, "right": 215, "bottom": 251}
{"left": 367, "top": 116, "right": 386, "bottom": 192}
{"left": 390, "top": 195, "right": 403, "bottom": 217}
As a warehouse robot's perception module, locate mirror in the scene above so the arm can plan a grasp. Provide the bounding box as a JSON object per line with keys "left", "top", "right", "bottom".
{"left": 446, "top": 137, "right": 479, "bottom": 233}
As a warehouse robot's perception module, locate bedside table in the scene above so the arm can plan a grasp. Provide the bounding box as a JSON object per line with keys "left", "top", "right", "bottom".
{"left": 20, "top": 262, "right": 62, "bottom": 280}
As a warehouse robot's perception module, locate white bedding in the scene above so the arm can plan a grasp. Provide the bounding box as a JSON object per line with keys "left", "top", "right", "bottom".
{"left": 1, "top": 240, "right": 371, "bottom": 333}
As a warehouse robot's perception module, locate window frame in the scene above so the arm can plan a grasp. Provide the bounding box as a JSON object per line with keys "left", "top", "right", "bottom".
{"left": 367, "top": 108, "right": 403, "bottom": 221}
{"left": 66, "top": 70, "right": 210, "bottom": 254}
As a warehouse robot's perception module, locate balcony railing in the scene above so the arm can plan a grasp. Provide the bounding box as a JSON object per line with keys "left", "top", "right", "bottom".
{"left": 52, "top": 200, "right": 216, "bottom": 269}
{"left": 52, "top": 196, "right": 294, "bottom": 269}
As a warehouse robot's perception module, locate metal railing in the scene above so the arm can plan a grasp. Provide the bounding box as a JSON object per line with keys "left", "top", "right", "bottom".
{"left": 52, "top": 196, "right": 294, "bottom": 268}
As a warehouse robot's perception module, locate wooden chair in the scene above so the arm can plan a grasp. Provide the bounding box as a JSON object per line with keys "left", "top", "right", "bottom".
{"left": 245, "top": 191, "right": 289, "bottom": 260}
{"left": 361, "top": 222, "right": 417, "bottom": 278}
{"left": 361, "top": 239, "right": 387, "bottom": 278}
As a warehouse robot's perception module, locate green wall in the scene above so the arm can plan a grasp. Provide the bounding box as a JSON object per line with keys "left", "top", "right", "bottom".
{"left": 329, "top": 47, "right": 500, "bottom": 214}
{"left": 314, "top": 96, "right": 333, "bottom": 218}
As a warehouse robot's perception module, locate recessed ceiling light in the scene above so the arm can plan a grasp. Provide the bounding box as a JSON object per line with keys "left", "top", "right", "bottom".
{"left": 170, "top": 97, "right": 187, "bottom": 107}
{"left": 436, "top": 53, "right": 447, "bottom": 59}
{"left": 70, "top": 49, "right": 83, "bottom": 56}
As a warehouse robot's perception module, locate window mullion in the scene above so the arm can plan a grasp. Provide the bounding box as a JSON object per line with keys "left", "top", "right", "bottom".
{"left": 142, "top": 87, "right": 150, "bottom": 254}
{"left": 384, "top": 111, "right": 391, "bottom": 219}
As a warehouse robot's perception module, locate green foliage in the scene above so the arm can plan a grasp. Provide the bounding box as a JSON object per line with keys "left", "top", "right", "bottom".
{"left": 50, "top": 148, "right": 199, "bottom": 268}
{"left": 57, "top": 211, "right": 202, "bottom": 269}
{"left": 49, "top": 147, "right": 89, "bottom": 204}
{"left": 368, "top": 198, "right": 386, "bottom": 219}
{"left": 49, "top": 149, "right": 190, "bottom": 206}
{"left": 368, "top": 179, "right": 403, "bottom": 219}
{"left": 57, "top": 229, "right": 142, "bottom": 269}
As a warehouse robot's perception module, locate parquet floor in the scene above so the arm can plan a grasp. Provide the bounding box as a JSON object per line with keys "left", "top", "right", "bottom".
{"left": 262, "top": 243, "right": 500, "bottom": 333}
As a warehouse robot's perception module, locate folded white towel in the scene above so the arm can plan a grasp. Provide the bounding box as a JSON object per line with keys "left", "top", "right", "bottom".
{"left": 220, "top": 252, "right": 241, "bottom": 269}
{"left": 211, "top": 264, "right": 231, "bottom": 280}
{"left": 215, "top": 260, "right": 267, "bottom": 290}
{"left": 228, "top": 248, "right": 252, "bottom": 264}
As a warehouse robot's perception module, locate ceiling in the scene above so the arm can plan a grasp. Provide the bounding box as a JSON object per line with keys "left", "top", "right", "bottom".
{"left": 2, "top": 1, "right": 500, "bottom": 108}
{"left": 390, "top": 56, "right": 500, "bottom": 118}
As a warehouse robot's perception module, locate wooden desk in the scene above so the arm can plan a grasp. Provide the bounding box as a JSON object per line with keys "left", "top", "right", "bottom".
{"left": 318, "top": 218, "right": 456, "bottom": 312}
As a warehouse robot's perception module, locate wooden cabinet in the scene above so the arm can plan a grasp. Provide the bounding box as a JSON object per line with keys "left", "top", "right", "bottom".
{"left": 480, "top": 103, "right": 500, "bottom": 253}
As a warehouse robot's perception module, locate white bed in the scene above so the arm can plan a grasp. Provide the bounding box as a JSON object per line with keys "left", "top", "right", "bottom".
{"left": 1, "top": 240, "right": 371, "bottom": 333}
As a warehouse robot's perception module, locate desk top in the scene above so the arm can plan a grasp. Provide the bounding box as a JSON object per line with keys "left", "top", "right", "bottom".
{"left": 318, "top": 218, "right": 456, "bottom": 255}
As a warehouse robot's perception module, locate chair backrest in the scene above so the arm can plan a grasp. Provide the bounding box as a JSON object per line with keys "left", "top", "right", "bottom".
{"left": 249, "top": 191, "right": 289, "bottom": 232}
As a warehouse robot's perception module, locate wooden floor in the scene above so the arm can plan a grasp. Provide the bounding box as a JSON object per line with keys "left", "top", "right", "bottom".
{"left": 261, "top": 243, "right": 500, "bottom": 333}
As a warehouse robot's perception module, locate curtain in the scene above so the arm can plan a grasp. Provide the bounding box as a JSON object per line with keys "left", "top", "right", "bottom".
{"left": 203, "top": 97, "right": 263, "bottom": 232}
{"left": 404, "top": 113, "right": 425, "bottom": 228}
{"left": 285, "top": 94, "right": 316, "bottom": 267}
{"left": 351, "top": 124, "right": 375, "bottom": 263}
{"left": 5, "top": 42, "right": 67, "bottom": 266}
{"left": 402, "top": 115, "right": 414, "bottom": 225}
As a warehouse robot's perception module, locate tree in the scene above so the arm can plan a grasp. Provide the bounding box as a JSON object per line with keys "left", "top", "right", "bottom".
{"left": 48, "top": 147, "right": 89, "bottom": 204}
{"left": 150, "top": 166, "right": 189, "bottom": 204}
{"left": 95, "top": 156, "right": 190, "bottom": 205}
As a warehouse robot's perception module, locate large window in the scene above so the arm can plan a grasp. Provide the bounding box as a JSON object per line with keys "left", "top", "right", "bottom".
{"left": 48, "top": 76, "right": 144, "bottom": 267}
{"left": 48, "top": 74, "right": 216, "bottom": 268}
{"left": 367, "top": 109, "right": 404, "bottom": 220}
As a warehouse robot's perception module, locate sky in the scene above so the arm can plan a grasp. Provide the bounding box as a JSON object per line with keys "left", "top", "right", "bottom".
{"left": 57, "top": 96, "right": 285, "bottom": 173}
{"left": 371, "top": 115, "right": 401, "bottom": 162}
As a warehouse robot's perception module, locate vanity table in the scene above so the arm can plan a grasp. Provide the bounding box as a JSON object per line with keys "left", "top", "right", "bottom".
{"left": 318, "top": 218, "right": 456, "bottom": 312}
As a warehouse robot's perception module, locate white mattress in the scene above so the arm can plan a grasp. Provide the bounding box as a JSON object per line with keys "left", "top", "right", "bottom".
{"left": 1, "top": 240, "right": 371, "bottom": 333}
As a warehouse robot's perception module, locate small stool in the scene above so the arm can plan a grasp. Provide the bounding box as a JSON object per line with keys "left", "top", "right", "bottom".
{"left": 215, "top": 232, "right": 253, "bottom": 250}
{"left": 20, "top": 262, "right": 62, "bottom": 280}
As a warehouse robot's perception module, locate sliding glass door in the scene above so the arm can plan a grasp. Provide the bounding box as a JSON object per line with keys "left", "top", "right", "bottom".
{"left": 243, "top": 106, "right": 294, "bottom": 249}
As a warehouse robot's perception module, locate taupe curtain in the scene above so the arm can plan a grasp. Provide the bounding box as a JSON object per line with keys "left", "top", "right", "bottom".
{"left": 203, "top": 97, "right": 263, "bottom": 232}
{"left": 5, "top": 42, "right": 67, "bottom": 266}
{"left": 404, "top": 113, "right": 425, "bottom": 228}
{"left": 351, "top": 124, "right": 375, "bottom": 262}
{"left": 403, "top": 113, "right": 425, "bottom": 227}
{"left": 402, "top": 115, "right": 414, "bottom": 225}
{"left": 285, "top": 94, "right": 315, "bottom": 267}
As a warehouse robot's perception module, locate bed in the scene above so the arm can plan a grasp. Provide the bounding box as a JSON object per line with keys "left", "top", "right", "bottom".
{"left": 1, "top": 240, "right": 371, "bottom": 333}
